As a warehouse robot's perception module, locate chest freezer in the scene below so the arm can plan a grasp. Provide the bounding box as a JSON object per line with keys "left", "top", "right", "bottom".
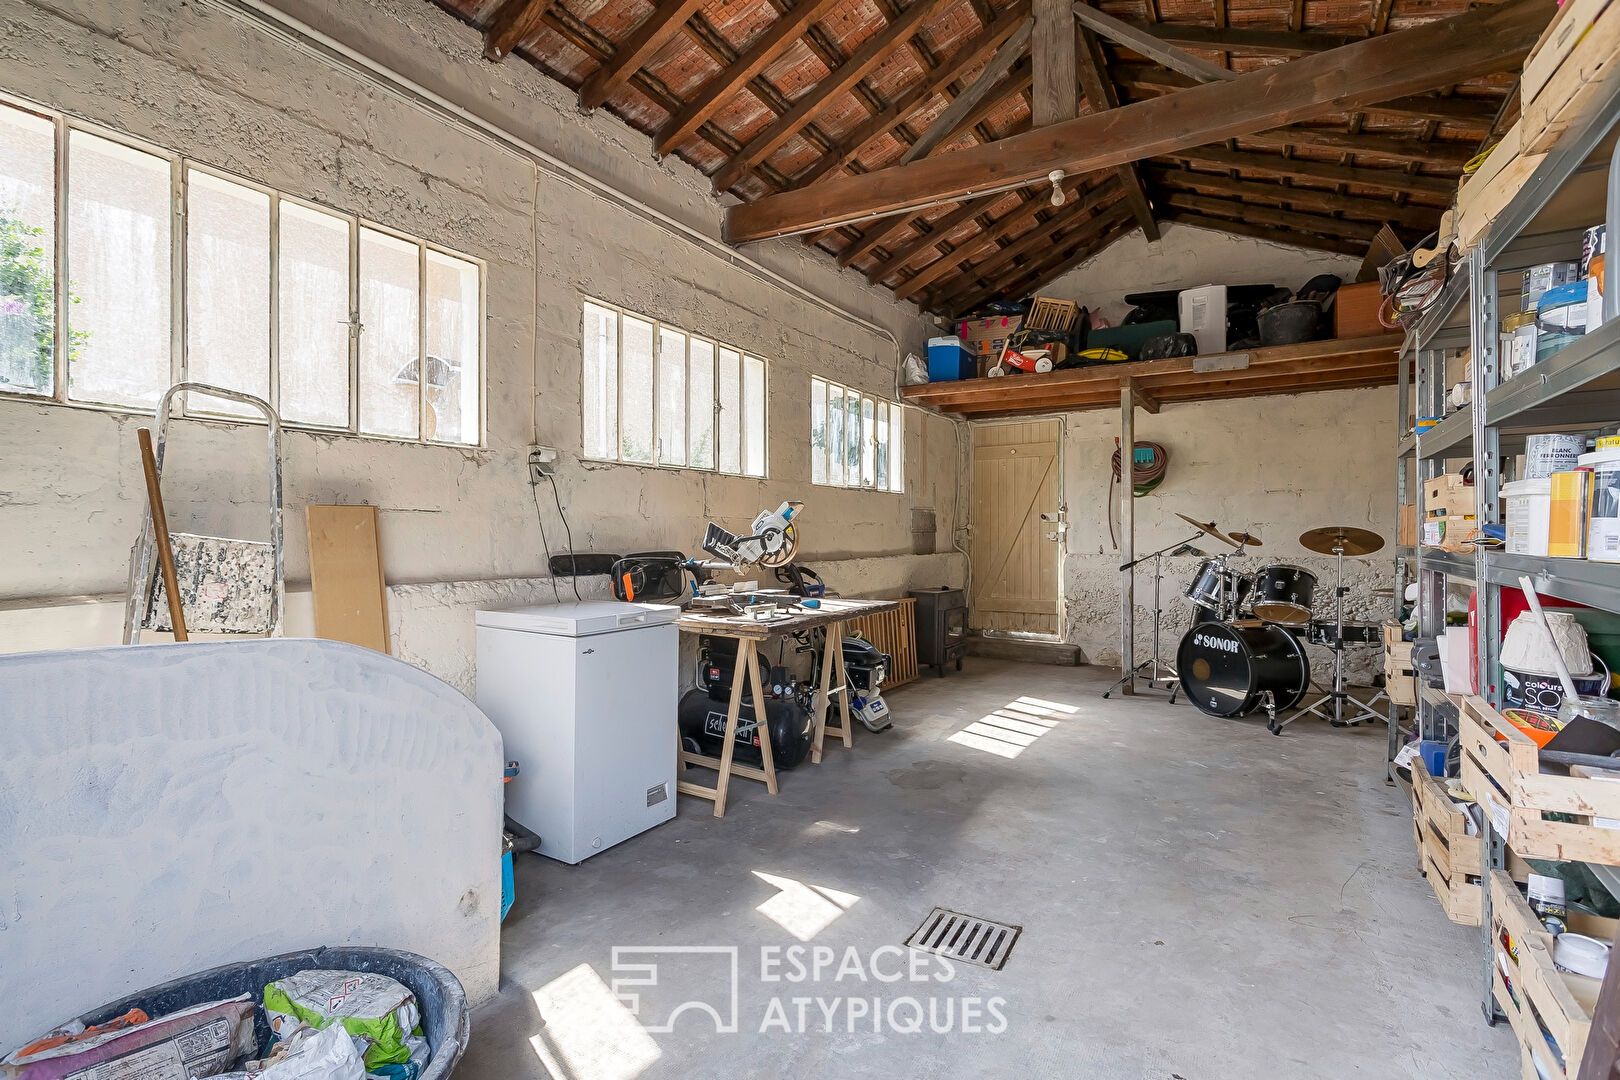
{"left": 476, "top": 600, "right": 680, "bottom": 864}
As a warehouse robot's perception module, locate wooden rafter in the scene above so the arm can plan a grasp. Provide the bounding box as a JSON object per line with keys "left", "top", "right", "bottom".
{"left": 1142, "top": 23, "right": 1359, "bottom": 56}
{"left": 711, "top": 0, "right": 946, "bottom": 192}
{"left": 578, "top": 0, "right": 708, "bottom": 109}
{"left": 1158, "top": 192, "right": 1383, "bottom": 240}
{"left": 1072, "top": 2, "right": 1237, "bottom": 83}
{"left": 1164, "top": 146, "right": 1458, "bottom": 196}
{"left": 1160, "top": 210, "right": 1370, "bottom": 255}
{"left": 482, "top": 0, "right": 555, "bottom": 61}
{"left": 788, "top": 1, "right": 1033, "bottom": 190}
{"left": 940, "top": 205, "right": 1135, "bottom": 312}
{"left": 922, "top": 190, "right": 1130, "bottom": 304}
{"left": 1144, "top": 167, "right": 1441, "bottom": 228}
{"left": 723, "top": 0, "right": 1547, "bottom": 242}
{"left": 1075, "top": 24, "right": 1158, "bottom": 241}
{"left": 864, "top": 195, "right": 1003, "bottom": 282}
{"left": 902, "top": 19, "right": 1034, "bottom": 163}
{"left": 654, "top": 0, "right": 846, "bottom": 156}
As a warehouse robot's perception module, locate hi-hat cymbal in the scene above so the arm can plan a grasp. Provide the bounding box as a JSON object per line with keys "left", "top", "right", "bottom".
{"left": 1299, "top": 526, "right": 1385, "bottom": 556}
{"left": 1228, "top": 531, "right": 1263, "bottom": 547}
{"left": 1177, "top": 513, "right": 1240, "bottom": 548}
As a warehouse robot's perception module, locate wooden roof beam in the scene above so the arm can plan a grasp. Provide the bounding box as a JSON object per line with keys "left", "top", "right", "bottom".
{"left": 482, "top": 0, "right": 555, "bottom": 61}
{"left": 902, "top": 19, "right": 1034, "bottom": 163}
{"left": 1032, "top": 0, "right": 1079, "bottom": 126}
{"left": 1159, "top": 192, "right": 1384, "bottom": 240}
{"left": 942, "top": 213, "right": 1136, "bottom": 314}
{"left": 654, "top": 0, "right": 847, "bottom": 156}
{"left": 723, "top": 0, "right": 1548, "bottom": 241}
{"left": 711, "top": 0, "right": 947, "bottom": 192}
{"left": 1142, "top": 23, "right": 1360, "bottom": 56}
{"left": 865, "top": 195, "right": 1003, "bottom": 282}
{"left": 929, "top": 197, "right": 1132, "bottom": 307}
{"left": 578, "top": 0, "right": 707, "bottom": 107}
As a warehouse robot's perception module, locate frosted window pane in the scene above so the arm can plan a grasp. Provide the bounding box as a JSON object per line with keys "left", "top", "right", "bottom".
{"left": 278, "top": 201, "right": 350, "bottom": 428}
{"left": 861, "top": 396, "right": 876, "bottom": 487}
{"left": 0, "top": 105, "right": 56, "bottom": 396}
{"left": 620, "top": 315, "right": 653, "bottom": 463}
{"left": 67, "top": 131, "right": 171, "bottom": 408}
{"left": 717, "top": 346, "right": 740, "bottom": 474}
{"left": 186, "top": 170, "right": 269, "bottom": 416}
{"left": 742, "top": 354, "right": 765, "bottom": 477}
{"left": 424, "top": 249, "right": 479, "bottom": 444}
{"left": 809, "top": 378, "right": 827, "bottom": 485}
{"left": 873, "top": 401, "right": 888, "bottom": 490}
{"left": 582, "top": 302, "right": 617, "bottom": 459}
{"left": 826, "top": 383, "right": 844, "bottom": 487}
{"left": 888, "top": 405, "right": 904, "bottom": 492}
{"left": 688, "top": 338, "right": 714, "bottom": 469}
{"left": 358, "top": 227, "right": 419, "bottom": 439}
{"left": 658, "top": 326, "right": 686, "bottom": 466}
{"left": 844, "top": 391, "right": 861, "bottom": 484}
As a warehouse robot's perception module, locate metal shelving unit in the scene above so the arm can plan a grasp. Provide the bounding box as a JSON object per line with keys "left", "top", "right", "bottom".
{"left": 1401, "top": 72, "right": 1620, "bottom": 1034}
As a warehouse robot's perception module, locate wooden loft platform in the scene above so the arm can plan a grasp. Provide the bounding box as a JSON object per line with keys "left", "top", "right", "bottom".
{"left": 900, "top": 334, "right": 1406, "bottom": 418}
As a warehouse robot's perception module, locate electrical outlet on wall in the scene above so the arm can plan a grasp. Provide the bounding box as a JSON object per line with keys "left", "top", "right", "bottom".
{"left": 528, "top": 445, "right": 559, "bottom": 483}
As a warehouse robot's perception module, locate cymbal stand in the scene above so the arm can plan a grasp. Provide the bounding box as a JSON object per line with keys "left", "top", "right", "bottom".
{"left": 1102, "top": 532, "right": 1203, "bottom": 700}
{"left": 1288, "top": 541, "right": 1385, "bottom": 730}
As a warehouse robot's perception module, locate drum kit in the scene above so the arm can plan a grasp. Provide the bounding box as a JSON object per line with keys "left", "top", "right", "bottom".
{"left": 1111, "top": 513, "right": 1388, "bottom": 735}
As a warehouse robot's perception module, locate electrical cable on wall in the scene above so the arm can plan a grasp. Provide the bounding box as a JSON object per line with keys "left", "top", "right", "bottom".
{"left": 1107, "top": 440, "right": 1170, "bottom": 550}
{"left": 530, "top": 481, "right": 563, "bottom": 604}
{"left": 546, "top": 473, "right": 584, "bottom": 602}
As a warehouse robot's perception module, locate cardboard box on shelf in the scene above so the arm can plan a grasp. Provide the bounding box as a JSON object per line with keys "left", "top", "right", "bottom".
{"left": 1334, "top": 281, "right": 1386, "bottom": 339}
{"left": 1399, "top": 503, "right": 1418, "bottom": 547}
{"left": 1424, "top": 474, "right": 1477, "bottom": 519}
{"left": 958, "top": 315, "right": 1022, "bottom": 365}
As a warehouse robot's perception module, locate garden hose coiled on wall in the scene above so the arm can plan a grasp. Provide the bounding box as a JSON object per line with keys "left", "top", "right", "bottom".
{"left": 1108, "top": 440, "right": 1169, "bottom": 549}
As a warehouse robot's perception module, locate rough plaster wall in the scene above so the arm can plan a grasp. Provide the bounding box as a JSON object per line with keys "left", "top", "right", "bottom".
{"left": 0, "top": 639, "right": 504, "bottom": 1046}
{"left": 0, "top": 0, "right": 965, "bottom": 681}
{"left": 1041, "top": 222, "right": 1364, "bottom": 324}
{"left": 1057, "top": 388, "right": 1397, "bottom": 681}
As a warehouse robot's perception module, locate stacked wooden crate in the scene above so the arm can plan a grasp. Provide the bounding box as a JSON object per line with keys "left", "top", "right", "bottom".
{"left": 1384, "top": 620, "right": 1417, "bottom": 706}
{"left": 1457, "top": 696, "right": 1620, "bottom": 1077}
{"left": 1411, "top": 758, "right": 1487, "bottom": 924}
{"left": 1422, "top": 473, "right": 1476, "bottom": 549}
{"left": 1521, "top": 0, "right": 1620, "bottom": 154}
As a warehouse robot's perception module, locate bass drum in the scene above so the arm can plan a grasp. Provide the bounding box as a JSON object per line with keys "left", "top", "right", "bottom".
{"left": 1177, "top": 621, "right": 1311, "bottom": 717}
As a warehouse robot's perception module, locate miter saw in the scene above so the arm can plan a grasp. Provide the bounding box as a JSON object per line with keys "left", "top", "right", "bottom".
{"left": 610, "top": 502, "right": 808, "bottom": 614}
{"left": 693, "top": 501, "right": 803, "bottom": 572}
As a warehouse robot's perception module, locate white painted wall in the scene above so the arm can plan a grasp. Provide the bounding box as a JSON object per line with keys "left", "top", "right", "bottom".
{"left": 0, "top": 0, "right": 966, "bottom": 684}
{"left": 0, "top": 639, "right": 504, "bottom": 1049}
{"left": 1029, "top": 225, "right": 1396, "bottom": 677}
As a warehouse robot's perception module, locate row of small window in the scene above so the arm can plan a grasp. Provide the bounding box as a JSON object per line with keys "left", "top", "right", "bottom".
{"left": 581, "top": 302, "right": 905, "bottom": 492}
{"left": 810, "top": 377, "right": 903, "bottom": 493}
{"left": 0, "top": 96, "right": 482, "bottom": 444}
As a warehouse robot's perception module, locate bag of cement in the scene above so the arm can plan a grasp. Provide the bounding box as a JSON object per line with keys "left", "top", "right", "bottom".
{"left": 1, "top": 996, "right": 256, "bottom": 1080}
{"left": 208, "top": 1025, "right": 363, "bottom": 1080}
{"left": 262, "top": 972, "right": 421, "bottom": 1076}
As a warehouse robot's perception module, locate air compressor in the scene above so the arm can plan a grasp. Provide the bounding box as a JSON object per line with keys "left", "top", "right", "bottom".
{"left": 678, "top": 635, "right": 816, "bottom": 770}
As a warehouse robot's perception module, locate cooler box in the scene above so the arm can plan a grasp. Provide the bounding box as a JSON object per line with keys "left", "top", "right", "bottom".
{"left": 927, "top": 336, "right": 977, "bottom": 381}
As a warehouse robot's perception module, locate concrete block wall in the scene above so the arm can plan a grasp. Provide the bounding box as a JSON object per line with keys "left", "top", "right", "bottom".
{"left": 0, "top": 0, "right": 966, "bottom": 681}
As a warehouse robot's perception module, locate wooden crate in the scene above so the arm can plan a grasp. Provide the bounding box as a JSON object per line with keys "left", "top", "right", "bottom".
{"left": 1489, "top": 870, "right": 1619, "bottom": 1079}
{"left": 1412, "top": 760, "right": 1485, "bottom": 925}
{"left": 1424, "top": 474, "right": 1477, "bottom": 519}
{"left": 846, "top": 596, "right": 918, "bottom": 689}
{"left": 1458, "top": 696, "right": 1620, "bottom": 863}
{"left": 1386, "top": 667, "right": 1418, "bottom": 706}
{"left": 1024, "top": 296, "right": 1079, "bottom": 333}
{"left": 1522, "top": 0, "right": 1620, "bottom": 154}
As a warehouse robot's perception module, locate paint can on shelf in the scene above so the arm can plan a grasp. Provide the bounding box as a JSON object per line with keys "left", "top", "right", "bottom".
{"left": 1525, "top": 433, "right": 1587, "bottom": 478}
{"left": 1582, "top": 446, "right": 1620, "bottom": 562}
{"left": 1502, "top": 477, "right": 1553, "bottom": 555}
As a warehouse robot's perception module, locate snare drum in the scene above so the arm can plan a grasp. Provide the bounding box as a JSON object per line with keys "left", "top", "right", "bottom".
{"left": 1306, "top": 620, "right": 1381, "bottom": 647}
{"left": 1249, "top": 564, "right": 1318, "bottom": 625}
{"left": 1184, "top": 558, "right": 1250, "bottom": 621}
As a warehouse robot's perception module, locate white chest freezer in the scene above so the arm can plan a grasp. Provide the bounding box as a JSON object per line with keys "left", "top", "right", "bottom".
{"left": 476, "top": 600, "right": 680, "bottom": 864}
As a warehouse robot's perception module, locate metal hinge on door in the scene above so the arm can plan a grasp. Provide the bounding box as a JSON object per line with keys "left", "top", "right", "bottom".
{"left": 1042, "top": 503, "right": 1067, "bottom": 542}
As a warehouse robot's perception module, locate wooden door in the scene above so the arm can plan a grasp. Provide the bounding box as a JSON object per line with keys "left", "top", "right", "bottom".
{"left": 970, "top": 419, "right": 1062, "bottom": 635}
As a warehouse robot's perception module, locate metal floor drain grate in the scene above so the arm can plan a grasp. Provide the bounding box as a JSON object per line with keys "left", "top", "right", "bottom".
{"left": 905, "top": 908, "right": 1021, "bottom": 970}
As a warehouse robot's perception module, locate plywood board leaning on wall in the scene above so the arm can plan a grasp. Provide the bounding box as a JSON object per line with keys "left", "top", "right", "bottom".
{"left": 307, "top": 505, "right": 391, "bottom": 654}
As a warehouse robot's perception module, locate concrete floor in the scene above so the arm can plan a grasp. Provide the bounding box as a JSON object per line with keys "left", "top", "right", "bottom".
{"left": 457, "top": 659, "right": 1515, "bottom": 1080}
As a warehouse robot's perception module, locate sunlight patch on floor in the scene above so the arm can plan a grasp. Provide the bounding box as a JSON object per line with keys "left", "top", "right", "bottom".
{"left": 753, "top": 870, "right": 860, "bottom": 941}
{"left": 946, "top": 695, "right": 1073, "bottom": 758}
{"left": 530, "top": 964, "right": 661, "bottom": 1080}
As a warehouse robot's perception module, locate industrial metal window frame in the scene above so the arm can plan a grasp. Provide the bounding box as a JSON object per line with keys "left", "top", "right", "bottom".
{"left": 579, "top": 296, "right": 769, "bottom": 478}
{"left": 0, "top": 90, "right": 486, "bottom": 448}
{"left": 809, "top": 375, "right": 904, "bottom": 493}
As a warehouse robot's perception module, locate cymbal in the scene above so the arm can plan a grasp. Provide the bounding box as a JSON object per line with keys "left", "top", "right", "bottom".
{"left": 1299, "top": 525, "right": 1385, "bottom": 556}
{"left": 1177, "top": 513, "right": 1240, "bottom": 549}
{"left": 1228, "top": 531, "right": 1263, "bottom": 547}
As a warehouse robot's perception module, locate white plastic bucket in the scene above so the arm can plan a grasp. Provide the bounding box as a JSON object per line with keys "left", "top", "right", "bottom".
{"left": 1582, "top": 447, "right": 1620, "bottom": 562}
{"left": 1525, "top": 433, "right": 1586, "bottom": 478}
{"left": 1503, "top": 477, "right": 1553, "bottom": 555}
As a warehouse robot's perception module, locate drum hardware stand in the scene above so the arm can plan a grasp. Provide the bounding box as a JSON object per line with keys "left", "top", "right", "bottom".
{"left": 1287, "top": 538, "right": 1386, "bottom": 732}
{"left": 1102, "top": 532, "right": 1203, "bottom": 700}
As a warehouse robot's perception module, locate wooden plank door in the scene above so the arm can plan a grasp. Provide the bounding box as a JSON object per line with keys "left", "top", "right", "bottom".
{"left": 970, "top": 419, "right": 1062, "bottom": 635}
